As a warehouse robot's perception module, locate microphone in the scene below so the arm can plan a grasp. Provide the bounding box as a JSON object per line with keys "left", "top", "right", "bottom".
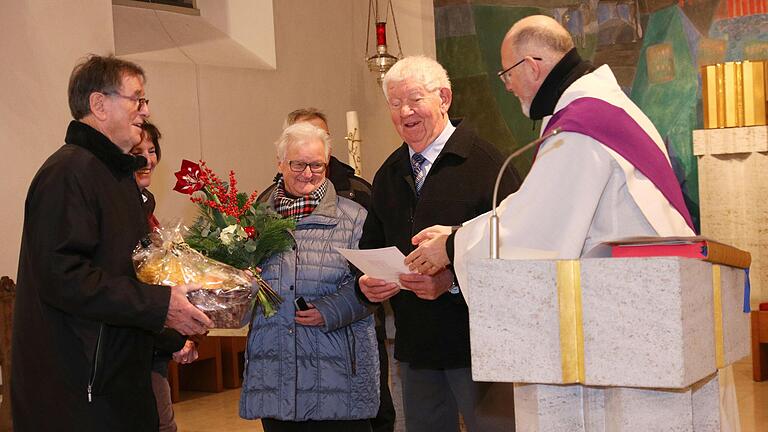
{"left": 490, "top": 127, "right": 562, "bottom": 259}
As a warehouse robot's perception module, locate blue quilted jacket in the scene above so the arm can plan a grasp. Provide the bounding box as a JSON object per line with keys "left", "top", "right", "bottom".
{"left": 239, "top": 183, "right": 379, "bottom": 421}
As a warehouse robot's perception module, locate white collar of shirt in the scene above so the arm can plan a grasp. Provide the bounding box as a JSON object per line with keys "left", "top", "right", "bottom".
{"left": 408, "top": 119, "right": 456, "bottom": 178}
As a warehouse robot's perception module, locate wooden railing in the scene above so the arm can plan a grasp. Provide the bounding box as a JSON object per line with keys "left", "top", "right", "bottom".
{"left": 752, "top": 305, "right": 768, "bottom": 381}
{"left": 0, "top": 276, "right": 15, "bottom": 431}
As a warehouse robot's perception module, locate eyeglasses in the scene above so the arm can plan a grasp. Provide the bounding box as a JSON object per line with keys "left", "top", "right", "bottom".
{"left": 103, "top": 92, "right": 149, "bottom": 110}
{"left": 288, "top": 161, "right": 326, "bottom": 173}
{"left": 497, "top": 56, "right": 543, "bottom": 84}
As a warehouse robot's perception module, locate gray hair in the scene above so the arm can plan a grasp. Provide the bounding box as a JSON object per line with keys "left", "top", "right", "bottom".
{"left": 508, "top": 20, "right": 574, "bottom": 55}
{"left": 284, "top": 107, "right": 328, "bottom": 129}
{"left": 275, "top": 122, "right": 331, "bottom": 162}
{"left": 381, "top": 56, "right": 451, "bottom": 101}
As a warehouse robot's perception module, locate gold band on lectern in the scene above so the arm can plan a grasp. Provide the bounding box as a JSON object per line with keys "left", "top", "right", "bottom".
{"left": 557, "top": 260, "right": 585, "bottom": 383}
{"left": 553, "top": 260, "right": 729, "bottom": 382}
{"left": 712, "top": 264, "right": 726, "bottom": 369}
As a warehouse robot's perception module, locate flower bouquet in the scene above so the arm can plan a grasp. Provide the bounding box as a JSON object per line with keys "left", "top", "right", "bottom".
{"left": 137, "top": 159, "right": 294, "bottom": 324}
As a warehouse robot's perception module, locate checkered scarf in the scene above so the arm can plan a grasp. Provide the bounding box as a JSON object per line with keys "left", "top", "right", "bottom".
{"left": 273, "top": 177, "right": 328, "bottom": 221}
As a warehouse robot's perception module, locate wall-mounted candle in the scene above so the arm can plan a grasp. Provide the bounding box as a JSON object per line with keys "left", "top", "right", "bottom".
{"left": 345, "top": 110, "right": 362, "bottom": 176}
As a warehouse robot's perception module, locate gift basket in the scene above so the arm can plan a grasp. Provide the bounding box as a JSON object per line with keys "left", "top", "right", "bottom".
{"left": 133, "top": 159, "right": 295, "bottom": 327}
{"left": 133, "top": 225, "right": 259, "bottom": 328}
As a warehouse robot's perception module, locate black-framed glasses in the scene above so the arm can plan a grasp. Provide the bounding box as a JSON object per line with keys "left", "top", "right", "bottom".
{"left": 288, "top": 161, "right": 326, "bottom": 173}
{"left": 104, "top": 92, "right": 149, "bottom": 110}
{"left": 497, "top": 57, "right": 543, "bottom": 84}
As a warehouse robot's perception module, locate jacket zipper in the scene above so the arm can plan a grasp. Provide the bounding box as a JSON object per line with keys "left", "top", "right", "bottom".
{"left": 291, "top": 232, "right": 300, "bottom": 416}
{"left": 87, "top": 324, "right": 104, "bottom": 403}
{"left": 292, "top": 231, "right": 300, "bottom": 294}
{"left": 346, "top": 327, "right": 357, "bottom": 376}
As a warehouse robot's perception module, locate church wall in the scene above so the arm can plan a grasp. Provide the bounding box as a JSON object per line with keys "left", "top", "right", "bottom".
{"left": 0, "top": 0, "right": 435, "bottom": 278}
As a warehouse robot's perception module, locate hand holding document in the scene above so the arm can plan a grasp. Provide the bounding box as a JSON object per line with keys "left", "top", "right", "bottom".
{"left": 336, "top": 246, "right": 411, "bottom": 289}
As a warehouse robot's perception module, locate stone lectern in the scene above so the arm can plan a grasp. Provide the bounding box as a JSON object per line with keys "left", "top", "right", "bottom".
{"left": 467, "top": 257, "right": 749, "bottom": 431}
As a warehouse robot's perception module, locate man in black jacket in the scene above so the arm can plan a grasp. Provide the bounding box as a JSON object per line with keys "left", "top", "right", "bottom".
{"left": 357, "top": 56, "right": 520, "bottom": 432}
{"left": 12, "top": 55, "right": 212, "bottom": 432}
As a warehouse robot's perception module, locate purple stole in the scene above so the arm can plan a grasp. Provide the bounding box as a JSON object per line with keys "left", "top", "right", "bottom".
{"left": 540, "top": 97, "right": 695, "bottom": 232}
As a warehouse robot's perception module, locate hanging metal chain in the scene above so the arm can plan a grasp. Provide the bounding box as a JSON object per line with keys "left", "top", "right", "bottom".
{"left": 365, "top": 0, "right": 373, "bottom": 58}
{"left": 388, "top": 0, "right": 404, "bottom": 58}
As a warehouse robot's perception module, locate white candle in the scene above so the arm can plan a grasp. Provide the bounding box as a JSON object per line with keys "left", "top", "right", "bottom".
{"left": 345, "top": 110, "right": 362, "bottom": 176}
{"left": 346, "top": 111, "right": 359, "bottom": 138}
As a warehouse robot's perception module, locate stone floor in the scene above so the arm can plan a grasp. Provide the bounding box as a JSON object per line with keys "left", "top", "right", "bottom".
{"left": 174, "top": 355, "right": 768, "bottom": 432}
{"left": 175, "top": 340, "right": 405, "bottom": 432}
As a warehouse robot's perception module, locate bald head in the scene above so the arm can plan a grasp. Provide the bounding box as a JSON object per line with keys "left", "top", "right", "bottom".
{"left": 499, "top": 15, "right": 574, "bottom": 117}
{"left": 502, "top": 15, "right": 574, "bottom": 62}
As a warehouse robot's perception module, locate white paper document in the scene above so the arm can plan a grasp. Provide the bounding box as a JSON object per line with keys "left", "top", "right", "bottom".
{"left": 336, "top": 246, "right": 411, "bottom": 287}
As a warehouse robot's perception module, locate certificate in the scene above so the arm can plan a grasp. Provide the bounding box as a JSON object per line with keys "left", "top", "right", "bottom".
{"left": 336, "top": 246, "right": 411, "bottom": 288}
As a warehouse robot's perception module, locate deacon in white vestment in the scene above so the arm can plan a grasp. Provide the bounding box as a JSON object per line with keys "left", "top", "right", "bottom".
{"left": 448, "top": 59, "right": 696, "bottom": 293}
{"left": 405, "top": 15, "right": 695, "bottom": 294}
{"left": 405, "top": 15, "right": 745, "bottom": 432}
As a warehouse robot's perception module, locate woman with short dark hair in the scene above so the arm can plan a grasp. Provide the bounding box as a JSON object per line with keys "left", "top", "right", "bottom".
{"left": 131, "top": 122, "right": 198, "bottom": 432}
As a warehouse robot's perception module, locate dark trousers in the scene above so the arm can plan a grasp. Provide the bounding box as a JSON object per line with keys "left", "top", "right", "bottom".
{"left": 371, "top": 306, "right": 396, "bottom": 432}
{"left": 401, "top": 364, "right": 516, "bottom": 432}
{"left": 261, "top": 418, "right": 372, "bottom": 432}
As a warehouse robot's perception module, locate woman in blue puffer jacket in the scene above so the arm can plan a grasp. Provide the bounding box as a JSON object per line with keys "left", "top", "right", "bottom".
{"left": 240, "top": 123, "right": 379, "bottom": 432}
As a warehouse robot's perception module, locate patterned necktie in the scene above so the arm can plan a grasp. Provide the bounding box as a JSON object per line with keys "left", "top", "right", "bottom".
{"left": 411, "top": 153, "right": 427, "bottom": 194}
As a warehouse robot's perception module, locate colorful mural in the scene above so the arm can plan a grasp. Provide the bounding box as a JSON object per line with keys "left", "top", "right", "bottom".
{"left": 434, "top": 0, "right": 768, "bottom": 230}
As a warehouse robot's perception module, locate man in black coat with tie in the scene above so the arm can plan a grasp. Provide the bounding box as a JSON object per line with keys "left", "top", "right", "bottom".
{"left": 357, "top": 56, "right": 520, "bottom": 432}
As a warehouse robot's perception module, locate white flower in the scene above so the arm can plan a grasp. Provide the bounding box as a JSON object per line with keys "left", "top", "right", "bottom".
{"left": 219, "top": 224, "right": 246, "bottom": 245}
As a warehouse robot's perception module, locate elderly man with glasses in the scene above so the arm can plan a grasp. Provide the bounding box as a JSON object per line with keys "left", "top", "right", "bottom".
{"left": 408, "top": 13, "right": 695, "bottom": 276}
{"left": 12, "top": 54, "right": 213, "bottom": 432}
{"left": 404, "top": 15, "right": 711, "bottom": 432}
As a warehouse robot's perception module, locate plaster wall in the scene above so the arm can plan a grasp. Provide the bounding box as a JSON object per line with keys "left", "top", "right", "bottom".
{"left": 0, "top": 0, "right": 435, "bottom": 278}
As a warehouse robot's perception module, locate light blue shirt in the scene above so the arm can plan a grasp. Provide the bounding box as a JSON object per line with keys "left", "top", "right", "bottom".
{"left": 408, "top": 119, "right": 456, "bottom": 179}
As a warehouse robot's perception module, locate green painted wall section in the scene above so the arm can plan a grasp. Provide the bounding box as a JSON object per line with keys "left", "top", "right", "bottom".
{"left": 438, "top": 4, "right": 597, "bottom": 177}
{"left": 631, "top": 6, "right": 700, "bottom": 226}
{"left": 436, "top": 35, "right": 487, "bottom": 79}
{"left": 471, "top": 5, "right": 544, "bottom": 174}
{"left": 437, "top": 6, "right": 546, "bottom": 176}
{"left": 435, "top": 3, "right": 767, "bottom": 230}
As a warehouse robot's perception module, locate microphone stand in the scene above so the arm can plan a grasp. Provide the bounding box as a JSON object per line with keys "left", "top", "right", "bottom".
{"left": 490, "top": 127, "right": 562, "bottom": 259}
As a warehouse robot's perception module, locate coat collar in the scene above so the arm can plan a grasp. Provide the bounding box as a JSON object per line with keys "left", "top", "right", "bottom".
{"left": 267, "top": 181, "right": 340, "bottom": 227}
{"left": 65, "top": 120, "right": 146, "bottom": 176}
{"left": 327, "top": 156, "right": 355, "bottom": 191}
{"left": 529, "top": 48, "right": 595, "bottom": 120}
{"left": 303, "top": 181, "right": 337, "bottom": 218}
{"left": 380, "top": 118, "right": 475, "bottom": 198}
{"left": 385, "top": 118, "right": 474, "bottom": 175}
